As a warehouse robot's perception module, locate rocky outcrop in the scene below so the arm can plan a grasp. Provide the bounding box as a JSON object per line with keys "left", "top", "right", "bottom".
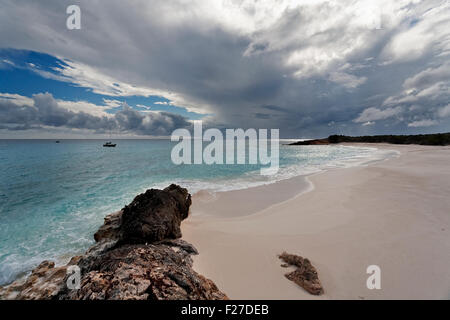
{"left": 93, "top": 184, "right": 191, "bottom": 245}
{"left": 0, "top": 185, "right": 227, "bottom": 300}
{"left": 119, "top": 184, "right": 191, "bottom": 244}
{"left": 0, "top": 257, "right": 81, "bottom": 300}
{"left": 279, "top": 252, "right": 324, "bottom": 295}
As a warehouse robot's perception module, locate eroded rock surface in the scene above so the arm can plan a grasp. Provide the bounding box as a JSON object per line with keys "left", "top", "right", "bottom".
{"left": 0, "top": 185, "right": 227, "bottom": 300}
{"left": 279, "top": 252, "right": 324, "bottom": 295}
{"left": 58, "top": 240, "right": 225, "bottom": 300}
{"left": 0, "top": 257, "right": 81, "bottom": 300}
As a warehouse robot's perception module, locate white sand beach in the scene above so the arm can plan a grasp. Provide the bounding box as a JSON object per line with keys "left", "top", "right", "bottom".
{"left": 182, "top": 144, "right": 450, "bottom": 300}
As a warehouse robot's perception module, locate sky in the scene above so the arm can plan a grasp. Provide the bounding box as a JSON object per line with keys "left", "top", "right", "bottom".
{"left": 0, "top": 0, "right": 449, "bottom": 138}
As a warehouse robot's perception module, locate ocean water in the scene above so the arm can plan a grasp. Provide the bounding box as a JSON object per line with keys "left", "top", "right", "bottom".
{"left": 0, "top": 139, "right": 396, "bottom": 285}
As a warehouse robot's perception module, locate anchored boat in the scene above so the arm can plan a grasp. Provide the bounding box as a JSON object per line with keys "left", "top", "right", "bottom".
{"left": 103, "top": 141, "right": 116, "bottom": 147}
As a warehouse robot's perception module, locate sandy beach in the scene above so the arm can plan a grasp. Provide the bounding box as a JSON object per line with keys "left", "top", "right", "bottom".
{"left": 182, "top": 143, "right": 450, "bottom": 300}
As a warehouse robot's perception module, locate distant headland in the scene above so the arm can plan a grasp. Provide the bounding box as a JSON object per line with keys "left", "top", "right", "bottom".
{"left": 289, "top": 132, "right": 450, "bottom": 146}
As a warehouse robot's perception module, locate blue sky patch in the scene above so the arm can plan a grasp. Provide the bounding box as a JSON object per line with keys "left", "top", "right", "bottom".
{"left": 0, "top": 49, "right": 205, "bottom": 120}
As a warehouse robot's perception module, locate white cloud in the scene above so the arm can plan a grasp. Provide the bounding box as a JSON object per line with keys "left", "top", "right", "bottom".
{"left": 1, "top": 92, "right": 112, "bottom": 118}
{"left": 0, "top": 93, "right": 34, "bottom": 106}
{"left": 403, "top": 63, "right": 450, "bottom": 90}
{"left": 383, "top": 63, "right": 450, "bottom": 110}
{"left": 0, "top": 59, "right": 15, "bottom": 68}
{"left": 381, "top": 1, "right": 450, "bottom": 64}
{"left": 354, "top": 106, "right": 403, "bottom": 123}
{"left": 136, "top": 104, "right": 151, "bottom": 110}
{"left": 438, "top": 104, "right": 450, "bottom": 118}
{"left": 408, "top": 119, "right": 438, "bottom": 127}
{"left": 245, "top": 0, "right": 426, "bottom": 78}
{"left": 51, "top": 60, "right": 157, "bottom": 97}
{"left": 102, "top": 99, "right": 123, "bottom": 109}
{"left": 380, "top": 62, "right": 450, "bottom": 127}
{"left": 57, "top": 100, "right": 112, "bottom": 118}
{"left": 328, "top": 71, "right": 367, "bottom": 89}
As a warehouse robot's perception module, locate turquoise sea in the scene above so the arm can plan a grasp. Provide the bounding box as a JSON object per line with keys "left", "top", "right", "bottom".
{"left": 0, "top": 139, "right": 395, "bottom": 285}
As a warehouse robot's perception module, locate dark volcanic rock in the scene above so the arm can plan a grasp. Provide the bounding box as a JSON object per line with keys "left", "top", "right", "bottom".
{"left": 0, "top": 185, "right": 227, "bottom": 300}
{"left": 94, "top": 210, "right": 122, "bottom": 242}
{"left": 94, "top": 184, "right": 192, "bottom": 245}
{"left": 278, "top": 252, "right": 324, "bottom": 295}
{"left": 119, "top": 184, "right": 191, "bottom": 244}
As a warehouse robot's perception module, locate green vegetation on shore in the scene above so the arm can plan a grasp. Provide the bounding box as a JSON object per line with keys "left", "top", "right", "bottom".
{"left": 289, "top": 133, "right": 450, "bottom": 146}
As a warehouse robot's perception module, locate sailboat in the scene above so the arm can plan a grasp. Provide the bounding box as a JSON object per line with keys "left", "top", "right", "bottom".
{"left": 103, "top": 141, "right": 116, "bottom": 147}
{"left": 103, "top": 127, "right": 117, "bottom": 147}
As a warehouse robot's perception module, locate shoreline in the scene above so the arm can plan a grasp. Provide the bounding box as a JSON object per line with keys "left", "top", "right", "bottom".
{"left": 190, "top": 175, "right": 313, "bottom": 218}
{"left": 189, "top": 143, "right": 399, "bottom": 220}
{"left": 189, "top": 143, "right": 399, "bottom": 219}
{"left": 182, "top": 143, "right": 450, "bottom": 299}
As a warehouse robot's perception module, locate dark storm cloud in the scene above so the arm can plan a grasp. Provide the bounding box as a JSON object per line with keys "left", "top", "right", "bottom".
{"left": 114, "top": 104, "right": 192, "bottom": 136}
{"left": 0, "top": 93, "right": 191, "bottom": 136}
{"left": 0, "top": 0, "right": 449, "bottom": 137}
{"left": 0, "top": 100, "right": 37, "bottom": 127}
{"left": 261, "top": 105, "right": 289, "bottom": 113}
